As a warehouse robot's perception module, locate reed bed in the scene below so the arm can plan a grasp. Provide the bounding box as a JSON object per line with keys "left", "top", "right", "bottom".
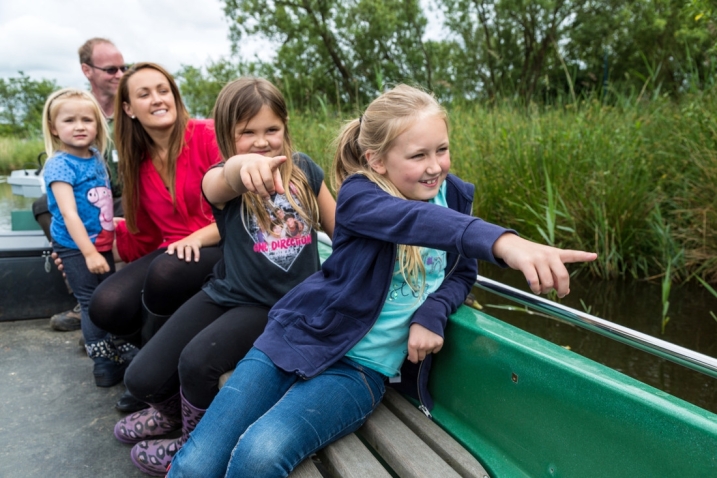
{"left": 291, "top": 90, "right": 717, "bottom": 284}
{"left": 0, "top": 137, "right": 44, "bottom": 173}
{"left": 2, "top": 90, "right": 715, "bottom": 283}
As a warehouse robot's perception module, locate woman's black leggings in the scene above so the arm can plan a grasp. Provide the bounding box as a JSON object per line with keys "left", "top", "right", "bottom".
{"left": 89, "top": 247, "right": 221, "bottom": 337}
{"left": 123, "top": 290, "right": 270, "bottom": 409}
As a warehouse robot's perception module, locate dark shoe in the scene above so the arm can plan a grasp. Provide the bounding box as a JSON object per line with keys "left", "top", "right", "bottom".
{"left": 116, "top": 389, "right": 150, "bottom": 414}
{"left": 87, "top": 339, "right": 126, "bottom": 387}
{"left": 93, "top": 357, "right": 128, "bottom": 387}
{"left": 111, "top": 336, "right": 140, "bottom": 364}
{"left": 49, "top": 303, "right": 81, "bottom": 331}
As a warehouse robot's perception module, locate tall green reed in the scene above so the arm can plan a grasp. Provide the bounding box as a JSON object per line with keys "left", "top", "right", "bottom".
{"left": 0, "top": 137, "right": 44, "bottom": 174}
{"left": 284, "top": 86, "right": 717, "bottom": 285}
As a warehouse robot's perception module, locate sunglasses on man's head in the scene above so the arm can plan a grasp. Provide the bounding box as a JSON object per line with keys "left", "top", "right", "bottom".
{"left": 86, "top": 63, "right": 129, "bottom": 75}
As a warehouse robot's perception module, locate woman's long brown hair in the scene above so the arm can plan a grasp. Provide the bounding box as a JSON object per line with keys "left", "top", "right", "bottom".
{"left": 114, "top": 62, "right": 190, "bottom": 233}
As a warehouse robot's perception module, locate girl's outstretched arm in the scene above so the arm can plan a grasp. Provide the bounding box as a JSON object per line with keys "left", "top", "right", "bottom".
{"left": 202, "top": 154, "right": 287, "bottom": 208}
{"left": 51, "top": 181, "right": 110, "bottom": 274}
{"left": 316, "top": 183, "right": 336, "bottom": 239}
{"left": 491, "top": 233, "right": 597, "bottom": 298}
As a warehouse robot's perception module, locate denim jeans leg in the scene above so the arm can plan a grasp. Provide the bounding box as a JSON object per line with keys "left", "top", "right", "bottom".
{"left": 168, "top": 347, "right": 298, "bottom": 478}
{"left": 56, "top": 247, "right": 114, "bottom": 344}
{"left": 224, "top": 356, "right": 386, "bottom": 478}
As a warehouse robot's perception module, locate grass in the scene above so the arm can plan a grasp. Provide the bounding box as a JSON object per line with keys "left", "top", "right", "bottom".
{"left": 0, "top": 137, "right": 44, "bottom": 173}
{"left": 289, "top": 89, "right": 717, "bottom": 284}
{"left": 4, "top": 88, "right": 716, "bottom": 284}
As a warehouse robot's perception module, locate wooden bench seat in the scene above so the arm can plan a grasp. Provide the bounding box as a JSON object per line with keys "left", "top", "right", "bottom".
{"left": 218, "top": 373, "right": 490, "bottom": 478}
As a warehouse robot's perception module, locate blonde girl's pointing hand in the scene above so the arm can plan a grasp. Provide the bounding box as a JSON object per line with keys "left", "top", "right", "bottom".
{"left": 226, "top": 154, "right": 287, "bottom": 198}
{"left": 491, "top": 233, "right": 598, "bottom": 298}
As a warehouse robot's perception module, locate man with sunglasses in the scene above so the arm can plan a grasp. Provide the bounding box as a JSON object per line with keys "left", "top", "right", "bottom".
{"left": 79, "top": 38, "right": 127, "bottom": 119}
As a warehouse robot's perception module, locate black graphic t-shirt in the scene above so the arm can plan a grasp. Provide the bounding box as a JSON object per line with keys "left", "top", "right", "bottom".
{"left": 203, "top": 153, "right": 324, "bottom": 308}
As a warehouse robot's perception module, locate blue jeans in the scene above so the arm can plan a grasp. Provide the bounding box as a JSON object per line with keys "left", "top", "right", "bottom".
{"left": 55, "top": 245, "right": 115, "bottom": 344}
{"left": 168, "top": 347, "right": 386, "bottom": 478}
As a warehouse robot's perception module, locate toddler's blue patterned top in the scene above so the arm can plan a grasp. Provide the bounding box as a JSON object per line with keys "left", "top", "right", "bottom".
{"left": 45, "top": 149, "right": 113, "bottom": 250}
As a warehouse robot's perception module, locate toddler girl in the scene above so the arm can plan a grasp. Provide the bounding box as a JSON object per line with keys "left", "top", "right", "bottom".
{"left": 42, "top": 88, "right": 122, "bottom": 386}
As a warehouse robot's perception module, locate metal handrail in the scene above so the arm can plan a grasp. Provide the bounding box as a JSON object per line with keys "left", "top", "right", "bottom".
{"left": 317, "top": 232, "right": 717, "bottom": 379}
{"left": 475, "top": 275, "right": 717, "bottom": 380}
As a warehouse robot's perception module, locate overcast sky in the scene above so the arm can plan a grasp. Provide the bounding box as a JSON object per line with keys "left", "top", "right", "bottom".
{"left": 0, "top": 0, "right": 260, "bottom": 88}
{"left": 1, "top": 0, "right": 442, "bottom": 89}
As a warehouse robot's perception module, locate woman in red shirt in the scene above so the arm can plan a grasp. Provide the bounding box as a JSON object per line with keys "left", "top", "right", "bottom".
{"left": 88, "top": 63, "right": 222, "bottom": 400}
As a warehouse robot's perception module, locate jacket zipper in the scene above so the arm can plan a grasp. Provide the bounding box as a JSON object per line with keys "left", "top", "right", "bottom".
{"left": 415, "top": 197, "right": 474, "bottom": 418}
{"left": 416, "top": 359, "right": 433, "bottom": 419}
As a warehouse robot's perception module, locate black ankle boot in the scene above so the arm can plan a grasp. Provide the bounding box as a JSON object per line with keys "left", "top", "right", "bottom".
{"left": 140, "top": 298, "right": 171, "bottom": 346}
{"left": 86, "top": 339, "right": 126, "bottom": 387}
{"left": 116, "top": 388, "right": 150, "bottom": 413}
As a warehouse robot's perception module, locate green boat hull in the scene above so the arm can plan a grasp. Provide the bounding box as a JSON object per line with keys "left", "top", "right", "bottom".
{"left": 430, "top": 306, "right": 717, "bottom": 477}
{"left": 318, "top": 238, "right": 717, "bottom": 476}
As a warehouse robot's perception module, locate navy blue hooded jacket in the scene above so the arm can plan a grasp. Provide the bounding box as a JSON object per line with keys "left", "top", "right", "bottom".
{"left": 255, "top": 173, "right": 511, "bottom": 410}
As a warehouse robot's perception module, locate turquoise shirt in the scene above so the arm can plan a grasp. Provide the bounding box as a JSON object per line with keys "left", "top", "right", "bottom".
{"left": 346, "top": 181, "right": 448, "bottom": 377}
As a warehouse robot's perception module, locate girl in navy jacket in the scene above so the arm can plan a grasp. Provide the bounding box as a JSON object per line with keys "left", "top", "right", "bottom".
{"left": 168, "top": 85, "right": 596, "bottom": 478}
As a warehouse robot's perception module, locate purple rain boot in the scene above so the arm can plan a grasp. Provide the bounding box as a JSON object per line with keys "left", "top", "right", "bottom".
{"left": 130, "top": 390, "right": 206, "bottom": 476}
{"left": 114, "top": 393, "right": 182, "bottom": 444}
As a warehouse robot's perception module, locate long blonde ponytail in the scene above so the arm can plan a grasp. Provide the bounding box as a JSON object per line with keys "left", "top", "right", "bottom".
{"left": 332, "top": 85, "right": 448, "bottom": 295}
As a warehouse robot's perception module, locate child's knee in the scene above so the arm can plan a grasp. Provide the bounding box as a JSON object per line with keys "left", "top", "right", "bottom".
{"left": 228, "top": 429, "right": 294, "bottom": 477}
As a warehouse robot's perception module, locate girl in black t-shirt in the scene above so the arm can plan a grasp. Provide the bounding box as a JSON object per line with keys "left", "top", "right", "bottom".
{"left": 112, "top": 78, "right": 336, "bottom": 476}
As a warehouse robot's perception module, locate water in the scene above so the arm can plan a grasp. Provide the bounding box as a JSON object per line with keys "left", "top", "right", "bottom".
{"left": 475, "top": 264, "right": 717, "bottom": 414}
{"left": 0, "top": 177, "right": 36, "bottom": 230}
{"left": 2, "top": 180, "right": 715, "bottom": 413}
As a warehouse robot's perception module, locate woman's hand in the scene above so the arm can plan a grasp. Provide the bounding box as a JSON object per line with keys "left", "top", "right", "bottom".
{"left": 165, "top": 223, "right": 220, "bottom": 262}
{"left": 166, "top": 236, "right": 204, "bottom": 262}
{"left": 51, "top": 252, "right": 64, "bottom": 275}
{"left": 492, "top": 233, "right": 597, "bottom": 298}
{"left": 407, "top": 323, "right": 444, "bottom": 363}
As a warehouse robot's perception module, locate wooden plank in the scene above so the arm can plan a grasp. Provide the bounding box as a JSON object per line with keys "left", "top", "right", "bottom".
{"left": 358, "top": 403, "right": 461, "bottom": 478}
{"left": 289, "top": 458, "right": 323, "bottom": 478}
{"left": 382, "top": 388, "right": 491, "bottom": 478}
{"left": 317, "top": 432, "right": 392, "bottom": 478}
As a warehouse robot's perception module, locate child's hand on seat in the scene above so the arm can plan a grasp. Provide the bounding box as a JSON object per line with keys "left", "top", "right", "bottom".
{"left": 491, "top": 233, "right": 597, "bottom": 298}
{"left": 407, "top": 323, "right": 444, "bottom": 363}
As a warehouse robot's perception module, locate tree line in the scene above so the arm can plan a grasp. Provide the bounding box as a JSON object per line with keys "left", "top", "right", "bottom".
{"left": 207, "top": 0, "right": 716, "bottom": 109}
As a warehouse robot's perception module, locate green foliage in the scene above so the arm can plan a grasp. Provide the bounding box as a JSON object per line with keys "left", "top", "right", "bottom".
{"left": 222, "top": 0, "right": 437, "bottom": 108}
{"left": 0, "top": 72, "right": 59, "bottom": 138}
{"left": 175, "top": 59, "right": 262, "bottom": 118}
{"left": 216, "top": 0, "right": 717, "bottom": 104}
{"left": 0, "top": 136, "right": 45, "bottom": 174}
